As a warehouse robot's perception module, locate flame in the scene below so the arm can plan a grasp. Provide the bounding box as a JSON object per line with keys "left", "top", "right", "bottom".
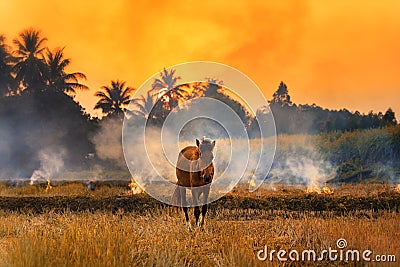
{"left": 395, "top": 184, "right": 400, "bottom": 193}
{"left": 322, "top": 185, "right": 334, "bottom": 195}
{"left": 45, "top": 179, "right": 52, "bottom": 192}
{"left": 306, "top": 183, "right": 334, "bottom": 195}
{"left": 248, "top": 173, "right": 256, "bottom": 188}
{"left": 128, "top": 181, "right": 144, "bottom": 195}
{"left": 306, "top": 187, "right": 322, "bottom": 194}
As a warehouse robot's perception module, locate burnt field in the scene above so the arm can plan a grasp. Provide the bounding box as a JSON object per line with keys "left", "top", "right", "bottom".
{"left": 1, "top": 183, "right": 399, "bottom": 216}
{"left": 1, "top": 183, "right": 400, "bottom": 266}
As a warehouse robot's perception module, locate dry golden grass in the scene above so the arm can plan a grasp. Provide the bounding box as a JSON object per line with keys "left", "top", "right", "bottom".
{"left": 0, "top": 183, "right": 128, "bottom": 198}
{"left": 0, "top": 209, "right": 399, "bottom": 267}
{"left": 0, "top": 183, "right": 399, "bottom": 266}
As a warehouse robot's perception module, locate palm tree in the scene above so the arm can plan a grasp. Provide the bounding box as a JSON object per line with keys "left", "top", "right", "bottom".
{"left": 203, "top": 77, "right": 223, "bottom": 97}
{"left": 94, "top": 80, "right": 135, "bottom": 118}
{"left": 128, "top": 90, "right": 156, "bottom": 119}
{"left": 151, "top": 68, "right": 188, "bottom": 109}
{"left": 45, "top": 47, "right": 88, "bottom": 95}
{"left": 12, "top": 28, "right": 47, "bottom": 92}
{"left": 0, "top": 35, "right": 15, "bottom": 96}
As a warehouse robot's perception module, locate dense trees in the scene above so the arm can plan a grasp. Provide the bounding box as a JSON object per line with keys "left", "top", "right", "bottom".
{"left": 0, "top": 35, "right": 14, "bottom": 96}
{"left": 254, "top": 81, "right": 398, "bottom": 135}
{"left": 0, "top": 91, "right": 96, "bottom": 177}
{"left": 0, "top": 27, "right": 398, "bottom": 177}
{"left": 0, "top": 29, "right": 94, "bottom": 177}
{"left": 130, "top": 75, "right": 253, "bottom": 129}
{"left": 128, "top": 90, "right": 156, "bottom": 120}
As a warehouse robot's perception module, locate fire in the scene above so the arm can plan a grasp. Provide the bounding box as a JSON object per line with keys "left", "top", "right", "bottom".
{"left": 322, "top": 185, "right": 334, "bottom": 195}
{"left": 248, "top": 173, "right": 256, "bottom": 188}
{"left": 128, "top": 181, "right": 144, "bottom": 195}
{"left": 395, "top": 184, "right": 400, "bottom": 193}
{"left": 45, "top": 179, "right": 52, "bottom": 192}
{"left": 306, "top": 187, "right": 321, "bottom": 194}
{"left": 306, "top": 183, "right": 334, "bottom": 195}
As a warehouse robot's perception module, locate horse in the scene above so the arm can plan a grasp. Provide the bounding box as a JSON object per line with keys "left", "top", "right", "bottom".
{"left": 172, "top": 137, "right": 215, "bottom": 231}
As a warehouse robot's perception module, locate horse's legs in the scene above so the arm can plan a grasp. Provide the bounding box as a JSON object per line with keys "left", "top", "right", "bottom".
{"left": 180, "top": 187, "right": 192, "bottom": 231}
{"left": 191, "top": 188, "right": 201, "bottom": 227}
{"left": 194, "top": 206, "right": 201, "bottom": 227}
{"left": 183, "top": 206, "right": 191, "bottom": 231}
{"left": 199, "top": 186, "right": 210, "bottom": 226}
{"left": 200, "top": 205, "right": 207, "bottom": 226}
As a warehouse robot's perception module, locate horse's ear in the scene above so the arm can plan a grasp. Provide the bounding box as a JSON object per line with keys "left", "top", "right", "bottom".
{"left": 211, "top": 140, "right": 216, "bottom": 150}
{"left": 196, "top": 139, "right": 200, "bottom": 147}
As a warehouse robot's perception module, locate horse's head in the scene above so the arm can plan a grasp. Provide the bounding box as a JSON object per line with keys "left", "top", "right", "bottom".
{"left": 196, "top": 137, "right": 215, "bottom": 183}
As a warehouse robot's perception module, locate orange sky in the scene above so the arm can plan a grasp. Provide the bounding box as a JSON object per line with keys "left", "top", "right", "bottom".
{"left": 1, "top": 0, "right": 399, "bottom": 117}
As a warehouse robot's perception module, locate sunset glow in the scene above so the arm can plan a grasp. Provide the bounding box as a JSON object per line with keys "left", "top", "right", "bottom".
{"left": 1, "top": 0, "right": 399, "bottom": 116}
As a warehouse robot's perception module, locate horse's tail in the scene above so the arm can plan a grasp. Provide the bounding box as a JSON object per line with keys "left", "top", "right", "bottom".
{"left": 171, "top": 185, "right": 181, "bottom": 208}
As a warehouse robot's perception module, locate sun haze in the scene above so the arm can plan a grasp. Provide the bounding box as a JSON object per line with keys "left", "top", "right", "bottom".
{"left": 1, "top": 0, "right": 399, "bottom": 116}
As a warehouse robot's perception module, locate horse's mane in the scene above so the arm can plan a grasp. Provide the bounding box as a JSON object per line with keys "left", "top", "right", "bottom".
{"left": 200, "top": 137, "right": 213, "bottom": 145}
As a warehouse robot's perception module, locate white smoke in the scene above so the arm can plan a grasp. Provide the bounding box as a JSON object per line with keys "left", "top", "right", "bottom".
{"left": 29, "top": 148, "right": 66, "bottom": 185}
{"left": 269, "top": 135, "right": 337, "bottom": 187}
{"left": 94, "top": 116, "right": 336, "bottom": 191}
{"left": 91, "top": 118, "right": 125, "bottom": 166}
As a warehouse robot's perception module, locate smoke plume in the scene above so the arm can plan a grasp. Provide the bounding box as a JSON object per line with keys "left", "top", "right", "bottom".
{"left": 29, "top": 148, "right": 66, "bottom": 184}
{"left": 91, "top": 118, "right": 125, "bottom": 167}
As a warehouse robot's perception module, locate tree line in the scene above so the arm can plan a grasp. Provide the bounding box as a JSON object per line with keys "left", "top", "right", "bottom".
{"left": 251, "top": 82, "right": 397, "bottom": 136}
{"left": 0, "top": 28, "right": 398, "bottom": 177}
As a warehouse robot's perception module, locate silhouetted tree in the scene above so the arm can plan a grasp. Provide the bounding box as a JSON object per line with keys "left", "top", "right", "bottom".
{"left": 94, "top": 80, "right": 134, "bottom": 118}
{"left": 152, "top": 68, "right": 188, "bottom": 110}
{"left": 203, "top": 77, "right": 223, "bottom": 97}
{"left": 270, "top": 81, "right": 292, "bottom": 106}
{"left": 383, "top": 108, "right": 397, "bottom": 126}
{"left": 0, "top": 35, "right": 15, "bottom": 96}
{"left": 44, "top": 47, "right": 88, "bottom": 94}
{"left": 12, "top": 28, "right": 47, "bottom": 92}
{"left": 128, "top": 90, "right": 157, "bottom": 120}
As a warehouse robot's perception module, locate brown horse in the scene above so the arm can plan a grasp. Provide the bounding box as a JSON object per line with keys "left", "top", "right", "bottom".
{"left": 173, "top": 137, "right": 215, "bottom": 231}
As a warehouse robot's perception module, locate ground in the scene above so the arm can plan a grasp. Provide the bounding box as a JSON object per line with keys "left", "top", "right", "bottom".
{"left": 0, "top": 183, "right": 399, "bottom": 266}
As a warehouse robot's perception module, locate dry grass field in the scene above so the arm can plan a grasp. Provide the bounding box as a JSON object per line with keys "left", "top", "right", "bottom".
{"left": 0, "top": 183, "right": 399, "bottom": 266}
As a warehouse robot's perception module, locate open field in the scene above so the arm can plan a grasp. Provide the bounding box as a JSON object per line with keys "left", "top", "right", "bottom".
{"left": 0, "top": 183, "right": 399, "bottom": 266}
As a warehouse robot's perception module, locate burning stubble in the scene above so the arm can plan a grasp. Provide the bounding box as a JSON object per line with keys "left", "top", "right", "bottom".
{"left": 268, "top": 135, "right": 337, "bottom": 190}
{"left": 29, "top": 148, "right": 66, "bottom": 185}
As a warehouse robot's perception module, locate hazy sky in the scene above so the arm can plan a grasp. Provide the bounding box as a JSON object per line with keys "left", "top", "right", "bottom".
{"left": 1, "top": 0, "right": 399, "bottom": 117}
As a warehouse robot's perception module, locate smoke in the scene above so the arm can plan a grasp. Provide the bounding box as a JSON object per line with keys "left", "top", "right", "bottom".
{"left": 0, "top": 91, "right": 96, "bottom": 179}
{"left": 123, "top": 123, "right": 245, "bottom": 197}
{"left": 89, "top": 117, "right": 336, "bottom": 193}
{"left": 90, "top": 118, "right": 125, "bottom": 167}
{"left": 273, "top": 156, "right": 335, "bottom": 187}
{"left": 89, "top": 93, "right": 338, "bottom": 196}
{"left": 29, "top": 148, "right": 66, "bottom": 185}
{"left": 269, "top": 136, "right": 337, "bottom": 188}
{"left": 372, "top": 163, "right": 400, "bottom": 184}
